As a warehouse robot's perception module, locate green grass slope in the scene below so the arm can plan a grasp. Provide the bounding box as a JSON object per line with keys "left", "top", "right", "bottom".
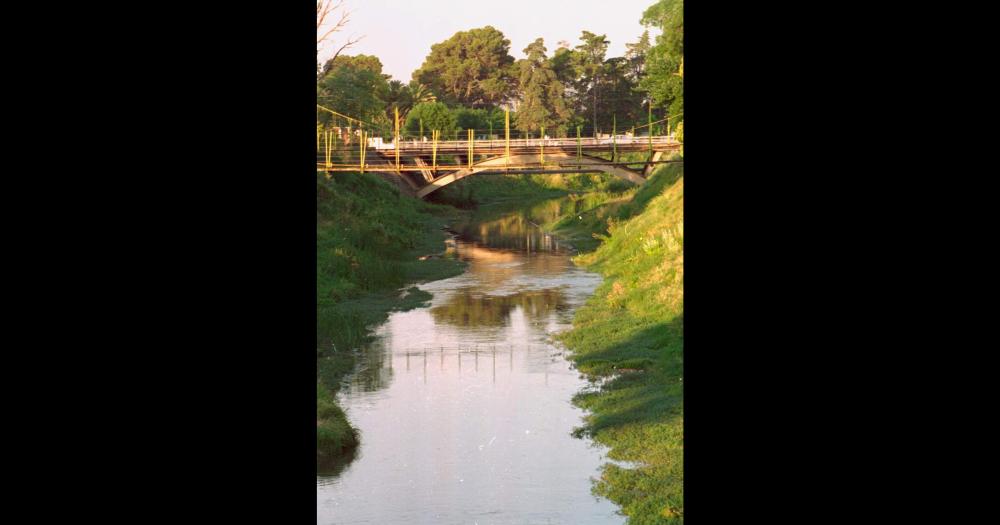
{"left": 559, "top": 162, "right": 684, "bottom": 523}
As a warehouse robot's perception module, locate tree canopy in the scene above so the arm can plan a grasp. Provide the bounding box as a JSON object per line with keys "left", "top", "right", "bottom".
{"left": 318, "top": 1, "right": 683, "bottom": 141}
{"left": 320, "top": 54, "right": 386, "bottom": 78}
{"left": 514, "top": 39, "right": 571, "bottom": 134}
{"left": 317, "top": 59, "right": 387, "bottom": 127}
{"left": 641, "top": 0, "right": 684, "bottom": 129}
{"left": 411, "top": 26, "right": 516, "bottom": 108}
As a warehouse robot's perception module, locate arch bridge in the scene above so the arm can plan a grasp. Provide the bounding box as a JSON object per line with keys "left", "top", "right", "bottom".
{"left": 317, "top": 106, "right": 682, "bottom": 199}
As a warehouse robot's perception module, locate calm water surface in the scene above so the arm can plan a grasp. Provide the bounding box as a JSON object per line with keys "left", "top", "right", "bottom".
{"left": 317, "top": 198, "right": 623, "bottom": 524}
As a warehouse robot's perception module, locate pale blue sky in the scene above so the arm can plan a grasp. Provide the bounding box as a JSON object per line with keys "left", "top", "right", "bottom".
{"left": 320, "top": 0, "right": 660, "bottom": 82}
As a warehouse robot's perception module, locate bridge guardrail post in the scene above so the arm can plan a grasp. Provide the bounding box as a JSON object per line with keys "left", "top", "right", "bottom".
{"left": 577, "top": 126, "right": 582, "bottom": 167}
{"left": 612, "top": 115, "right": 617, "bottom": 163}
{"left": 359, "top": 130, "right": 366, "bottom": 173}
{"left": 432, "top": 130, "right": 439, "bottom": 172}
{"left": 540, "top": 126, "right": 544, "bottom": 166}
{"left": 505, "top": 108, "right": 510, "bottom": 169}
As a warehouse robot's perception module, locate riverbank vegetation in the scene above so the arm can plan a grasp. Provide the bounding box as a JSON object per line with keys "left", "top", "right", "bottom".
{"left": 316, "top": 171, "right": 465, "bottom": 464}
{"left": 558, "top": 162, "right": 684, "bottom": 523}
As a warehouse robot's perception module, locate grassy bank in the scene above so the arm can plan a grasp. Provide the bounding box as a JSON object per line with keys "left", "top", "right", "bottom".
{"left": 558, "top": 162, "right": 685, "bottom": 523}
{"left": 316, "top": 171, "right": 465, "bottom": 465}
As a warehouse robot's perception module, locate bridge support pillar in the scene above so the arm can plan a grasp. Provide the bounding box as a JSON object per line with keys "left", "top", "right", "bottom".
{"left": 644, "top": 150, "right": 664, "bottom": 177}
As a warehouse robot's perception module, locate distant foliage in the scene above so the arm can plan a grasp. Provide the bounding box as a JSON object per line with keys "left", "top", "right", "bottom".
{"left": 404, "top": 102, "right": 457, "bottom": 136}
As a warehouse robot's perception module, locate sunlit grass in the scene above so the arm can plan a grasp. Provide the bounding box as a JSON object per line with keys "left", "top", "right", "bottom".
{"left": 559, "top": 161, "right": 684, "bottom": 523}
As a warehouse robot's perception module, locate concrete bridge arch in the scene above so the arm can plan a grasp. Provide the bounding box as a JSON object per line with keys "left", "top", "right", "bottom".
{"left": 412, "top": 152, "right": 656, "bottom": 199}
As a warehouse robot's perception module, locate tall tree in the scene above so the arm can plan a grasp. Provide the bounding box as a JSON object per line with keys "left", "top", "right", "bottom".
{"left": 514, "top": 39, "right": 571, "bottom": 134}
{"left": 412, "top": 26, "right": 516, "bottom": 108}
{"left": 549, "top": 46, "right": 577, "bottom": 85}
{"left": 640, "top": 0, "right": 683, "bottom": 129}
{"left": 624, "top": 30, "right": 652, "bottom": 81}
{"left": 602, "top": 56, "right": 644, "bottom": 130}
{"left": 574, "top": 31, "right": 610, "bottom": 134}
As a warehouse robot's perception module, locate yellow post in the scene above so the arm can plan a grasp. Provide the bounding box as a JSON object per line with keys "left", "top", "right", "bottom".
{"left": 648, "top": 100, "right": 653, "bottom": 157}
{"left": 325, "top": 131, "right": 333, "bottom": 169}
{"left": 577, "top": 126, "right": 582, "bottom": 166}
{"left": 359, "top": 131, "right": 366, "bottom": 173}
{"left": 612, "top": 115, "right": 617, "bottom": 162}
{"left": 540, "top": 126, "right": 544, "bottom": 165}
{"left": 468, "top": 129, "right": 473, "bottom": 169}
{"left": 394, "top": 106, "right": 400, "bottom": 172}
{"left": 504, "top": 108, "right": 510, "bottom": 166}
{"left": 323, "top": 130, "right": 332, "bottom": 178}
{"left": 432, "top": 130, "right": 439, "bottom": 171}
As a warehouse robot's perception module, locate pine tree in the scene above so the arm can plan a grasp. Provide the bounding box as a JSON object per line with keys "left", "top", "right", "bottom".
{"left": 515, "top": 39, "right": 571, "bottom": 135}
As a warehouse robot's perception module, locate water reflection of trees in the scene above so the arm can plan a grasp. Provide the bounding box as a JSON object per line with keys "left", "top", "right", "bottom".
{"left": 455, "top": 197, "right": 591, "bottom": 252}
{"left": 430, "top": 287, "right": 568, "bottom": 327}
{"left": 346, "top": 343, "right": 394, "bottom": 394}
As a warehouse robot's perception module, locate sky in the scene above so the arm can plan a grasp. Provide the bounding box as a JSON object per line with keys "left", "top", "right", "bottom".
{"left": 318, "top": 0, "right": 660, "bottom": 82}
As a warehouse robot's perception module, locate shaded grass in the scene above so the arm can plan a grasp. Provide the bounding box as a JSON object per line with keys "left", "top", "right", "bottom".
{"left": 429, "top": 171, "right": 633, "bottom": 208}
{"left": 558, "top": 161, "right": 684, "bottom": 523}
{"left": 316, "top": 171, "right": 466, "bottom": 463}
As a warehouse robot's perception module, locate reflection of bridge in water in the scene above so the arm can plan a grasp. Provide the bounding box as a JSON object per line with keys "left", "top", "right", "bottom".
{"left": 346, "top": 345, "right": 565, "bottom": 391}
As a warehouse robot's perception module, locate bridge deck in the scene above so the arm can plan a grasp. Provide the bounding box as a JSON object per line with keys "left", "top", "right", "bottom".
{"left": 368, "top": 135, "right": 680, "bottom": 154}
